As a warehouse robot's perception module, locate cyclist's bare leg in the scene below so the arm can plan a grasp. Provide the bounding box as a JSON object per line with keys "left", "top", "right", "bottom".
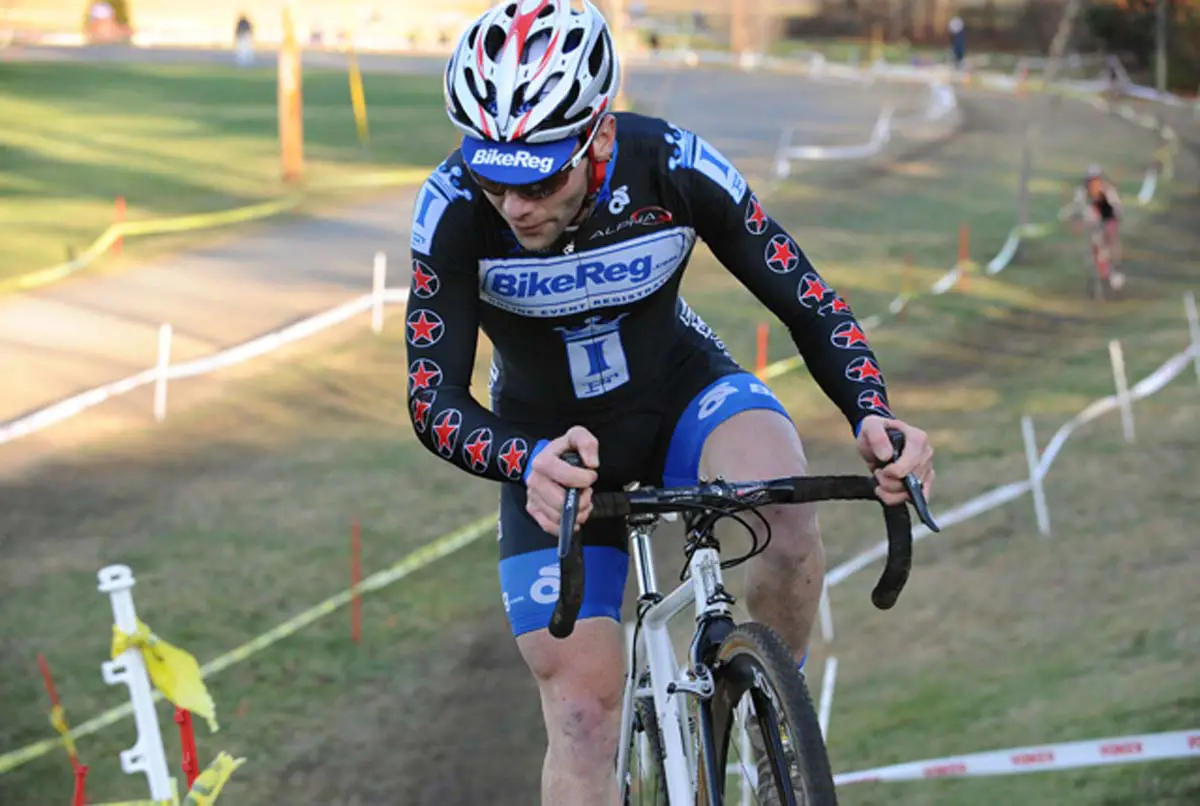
{"left": 516, "top": 618, "right": 625, "bottom": 806}
{"left": 699, "top": 408, "right": 823, "bottom": 662}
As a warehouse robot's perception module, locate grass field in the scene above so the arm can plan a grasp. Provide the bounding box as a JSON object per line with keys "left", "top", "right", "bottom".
{"left": 0, "top": 91, "right": 1197, "bottom": 805}
{"left": 0, "top": 60, "right": 449, "bottom": 280}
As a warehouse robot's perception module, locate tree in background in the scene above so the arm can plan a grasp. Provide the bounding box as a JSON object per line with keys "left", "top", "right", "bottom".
{"left": 1086, "top": 0, "right": 1199, "bottom": 91}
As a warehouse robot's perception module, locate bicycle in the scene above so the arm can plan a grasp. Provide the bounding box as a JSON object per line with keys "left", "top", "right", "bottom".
{"left": 1085, "top": 219, "right": 1124, "bottom": 301}
{"left": 550, "top": 431, "right": 940, "bottom": 805}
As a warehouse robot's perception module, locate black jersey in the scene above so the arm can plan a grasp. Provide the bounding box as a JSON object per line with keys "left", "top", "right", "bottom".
{"left": 406, "top": 112, "right": 894, "bottom": 483}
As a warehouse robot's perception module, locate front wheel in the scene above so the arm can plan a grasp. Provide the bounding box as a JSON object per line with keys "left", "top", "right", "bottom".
{"left": 698, "top": 623, "right": 837, "bottom": 805}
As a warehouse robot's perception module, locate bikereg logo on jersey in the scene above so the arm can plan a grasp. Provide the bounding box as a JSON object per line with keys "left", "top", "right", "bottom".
{"left": 479, "top": 228, "right": 695, "bottom": 318}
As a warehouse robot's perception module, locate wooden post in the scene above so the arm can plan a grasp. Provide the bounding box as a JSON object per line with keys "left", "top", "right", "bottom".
{"left": 279, "top": 4, "right": 305, "bottom": 183}
{"left": 755, "top": 322, "right": 769, "bottom": 375}
{"left": 113, "top": 196, "right": 126, "bottom": 256}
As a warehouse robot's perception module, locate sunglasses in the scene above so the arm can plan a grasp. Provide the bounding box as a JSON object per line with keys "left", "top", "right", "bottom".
{"left": 469, "top": 122, "right": 601, "bottom": 201}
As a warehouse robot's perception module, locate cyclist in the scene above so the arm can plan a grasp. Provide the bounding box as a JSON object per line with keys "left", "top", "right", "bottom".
{"left": 1062, "top": 163, "right": 1124, "bottom": 285}
{"left": 407, "top": 2, "right": 935, "bottom": 802}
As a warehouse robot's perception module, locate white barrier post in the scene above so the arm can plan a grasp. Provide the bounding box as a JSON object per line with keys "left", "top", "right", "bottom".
{"left": 98, "top": 565, "right": 173, "bottom": 802}
{"left": 817, "top": 656, "right": 838, "bottom": 741}
{"left": 1108, "top": 340, "right": 1135, "bottom": 444}
{"left": 1021, "top": 415, "right": 1051, "bottom": 536}
{"left": 817, "top": 586, "right": 835, "bottom": 643}
{"left": 371, "top": 251, "right": 387, "bottom": 334}
{"left": 153, "top": 323, "right": 172, "bottom": 423}
{"left": 1185, "top": 291, "right": 1200, "bottom": 384}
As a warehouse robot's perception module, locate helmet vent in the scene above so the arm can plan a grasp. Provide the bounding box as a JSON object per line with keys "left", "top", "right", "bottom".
{"left": 563, "top": 27, "right": 583, "bottom": 53}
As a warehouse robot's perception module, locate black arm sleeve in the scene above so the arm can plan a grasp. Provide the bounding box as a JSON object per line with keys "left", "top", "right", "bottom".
{"left": 672, "top": 137, "right": 895, "bottom": 433}
{"left": 406, "top": 174, "right": 537, "bottom": 483}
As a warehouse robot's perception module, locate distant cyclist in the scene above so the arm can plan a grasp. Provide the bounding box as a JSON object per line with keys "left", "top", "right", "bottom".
{"left": 1062, "top": 163, "right": 1124, "bottom": 275}
{"left": 406, "top": 2, "right": 935, "bottom": 803}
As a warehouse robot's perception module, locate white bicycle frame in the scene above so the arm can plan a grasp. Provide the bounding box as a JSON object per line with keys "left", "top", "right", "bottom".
{"left": 614, "top": 516, "right": 755, "bottom": 805}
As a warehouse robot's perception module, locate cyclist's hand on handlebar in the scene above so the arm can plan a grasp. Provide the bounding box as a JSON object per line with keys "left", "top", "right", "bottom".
{"left": 525, "top": 425, "right": 599, "bottom": 536}
{"left": 857, "top": 415, "right": 935, "bottom": 506}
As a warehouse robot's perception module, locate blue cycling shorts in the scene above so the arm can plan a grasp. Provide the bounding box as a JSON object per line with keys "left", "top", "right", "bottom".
{"left": 497, "top": 371, "right": 791, "bottom": 637}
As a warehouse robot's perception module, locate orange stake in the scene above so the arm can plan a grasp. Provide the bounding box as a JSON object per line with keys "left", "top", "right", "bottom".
{"left": 175, "top": 708, "right": 200, "bottom": 789}
{"left": 351, "top": 518, "right": 362, "bottom": 645}
{"left": 37, "top": 653, "right": 79, "bottom": 769}
{"left": 113, "top": 196, "right": 126, "bottom": 257}
{"left": 754, "top": 322, "right": 769, "bottom": 375}
{"left": 71, "top": 764, "right": 89, "bottom": 806}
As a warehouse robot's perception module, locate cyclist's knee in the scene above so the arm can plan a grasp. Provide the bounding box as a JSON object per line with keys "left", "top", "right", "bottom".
{"left": 517, "top": 620, "right": 625, "bottom": 758}
{"left": 760, "top": 502, "right": 823, "bottom": 566}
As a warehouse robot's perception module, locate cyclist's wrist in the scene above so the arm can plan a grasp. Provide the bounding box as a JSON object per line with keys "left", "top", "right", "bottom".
{"left": 522, "top": 439, "right": 553, "bottom": 484}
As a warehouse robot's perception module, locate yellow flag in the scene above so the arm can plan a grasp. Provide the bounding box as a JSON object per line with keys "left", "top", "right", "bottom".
{"left": 183, "top": 752, "right": 246, "bottom": 806}
{"left": 112, "top": 621, "right": 218, "bottom": 732}
{"left": 48, "top": 704, "right": 79, "bottom": 760}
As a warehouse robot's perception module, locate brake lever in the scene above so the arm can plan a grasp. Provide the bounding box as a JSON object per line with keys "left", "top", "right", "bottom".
{"left": 885, "top": 429, "right": 941, "bottom": 533}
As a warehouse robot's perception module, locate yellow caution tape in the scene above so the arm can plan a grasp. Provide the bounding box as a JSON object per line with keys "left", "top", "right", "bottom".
{"left": 182, "top": 752, "right": 246, "bottom": 806}
{"left": 48, "top": 704, "right": 78, "bottom": 761}
{"left": 112, "top": 621, "right": 219, "bottom": 733}
{"left": 0, "top": 167, "right": 430, "bottom": 296}
{"left": 0, "top": 514, "right": 496, "bottom": 776}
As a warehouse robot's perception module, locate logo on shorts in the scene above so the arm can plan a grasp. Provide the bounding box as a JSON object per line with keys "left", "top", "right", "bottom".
{"left": 765, "top": 234, "right": 800, "bottom": 273}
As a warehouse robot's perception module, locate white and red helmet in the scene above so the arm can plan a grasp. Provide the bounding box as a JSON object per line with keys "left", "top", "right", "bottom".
{"left": 445, "top": 0, "right": 621, "bottom": 184}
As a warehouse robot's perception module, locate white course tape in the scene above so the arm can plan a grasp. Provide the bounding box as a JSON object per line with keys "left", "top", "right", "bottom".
{"left": 785, "top": 105, "right": 894, "bottom": 161}
{"left": 986, "top": 230, "right": 1022, "bottom": 274}
{"left": 825, "top": 479, "right": 1031, "bottom": 587}
{"left": 0, "top": 287, "right": 410, "bottom": 445}
{"left": 1037, "top": 347, "right": 1195, "bottom": 477}
{"left": 825, "top": 344, "right": 1196, "bottom": 591}
{"left": 834, "top": 729, "right": 1200, "bottom": 785}
{"left": 929, "top": 266, "right": 960, "bottom": 295}
{"left": 1137, "top": 168, "right": 1159, "bottom": 206}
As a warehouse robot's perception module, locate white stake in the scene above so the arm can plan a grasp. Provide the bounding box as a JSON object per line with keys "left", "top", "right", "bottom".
{"left": 817, "top": 656, "right": 839, "bottom": 741}
{"left": 372, "top": 251, "right": 387, "bottom": 334}
{"left": 98, "top": 565, "right": 173, "bottom": 802}
{"left": 1185, "top": 291, "right": 1200, "bottom": 384}
{"left": 1108, "top": 340, "right": 1135, "bottom": 444}
{"left": 153, "top": 323, "right": 172, "bottom": 423}
{"left": 818, "top": 586, "right": 835, "bottom": 643}
{"left": 1021, "top": 416, "right": 1051, "bottom": 536}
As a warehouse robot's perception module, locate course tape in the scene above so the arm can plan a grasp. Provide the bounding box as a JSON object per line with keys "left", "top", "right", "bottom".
{"left": 824, "top": 342, "right": 1198, "bottom": 591}
{"left": 0, "top": 289, "right": 410, "bottom": 445}
{"left": 0, "top": 514, "right": 496, "bottom": 776}
{"left": 834, "top": 728, "right": 1200, "bottom": 785}
{"left": 0, "top": 169, "right": 428, "bottom": 296}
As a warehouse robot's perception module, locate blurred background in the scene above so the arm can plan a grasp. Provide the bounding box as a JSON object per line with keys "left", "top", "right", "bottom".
{"left": 1, "top": 2, "right": 1197, "bottom": 805}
